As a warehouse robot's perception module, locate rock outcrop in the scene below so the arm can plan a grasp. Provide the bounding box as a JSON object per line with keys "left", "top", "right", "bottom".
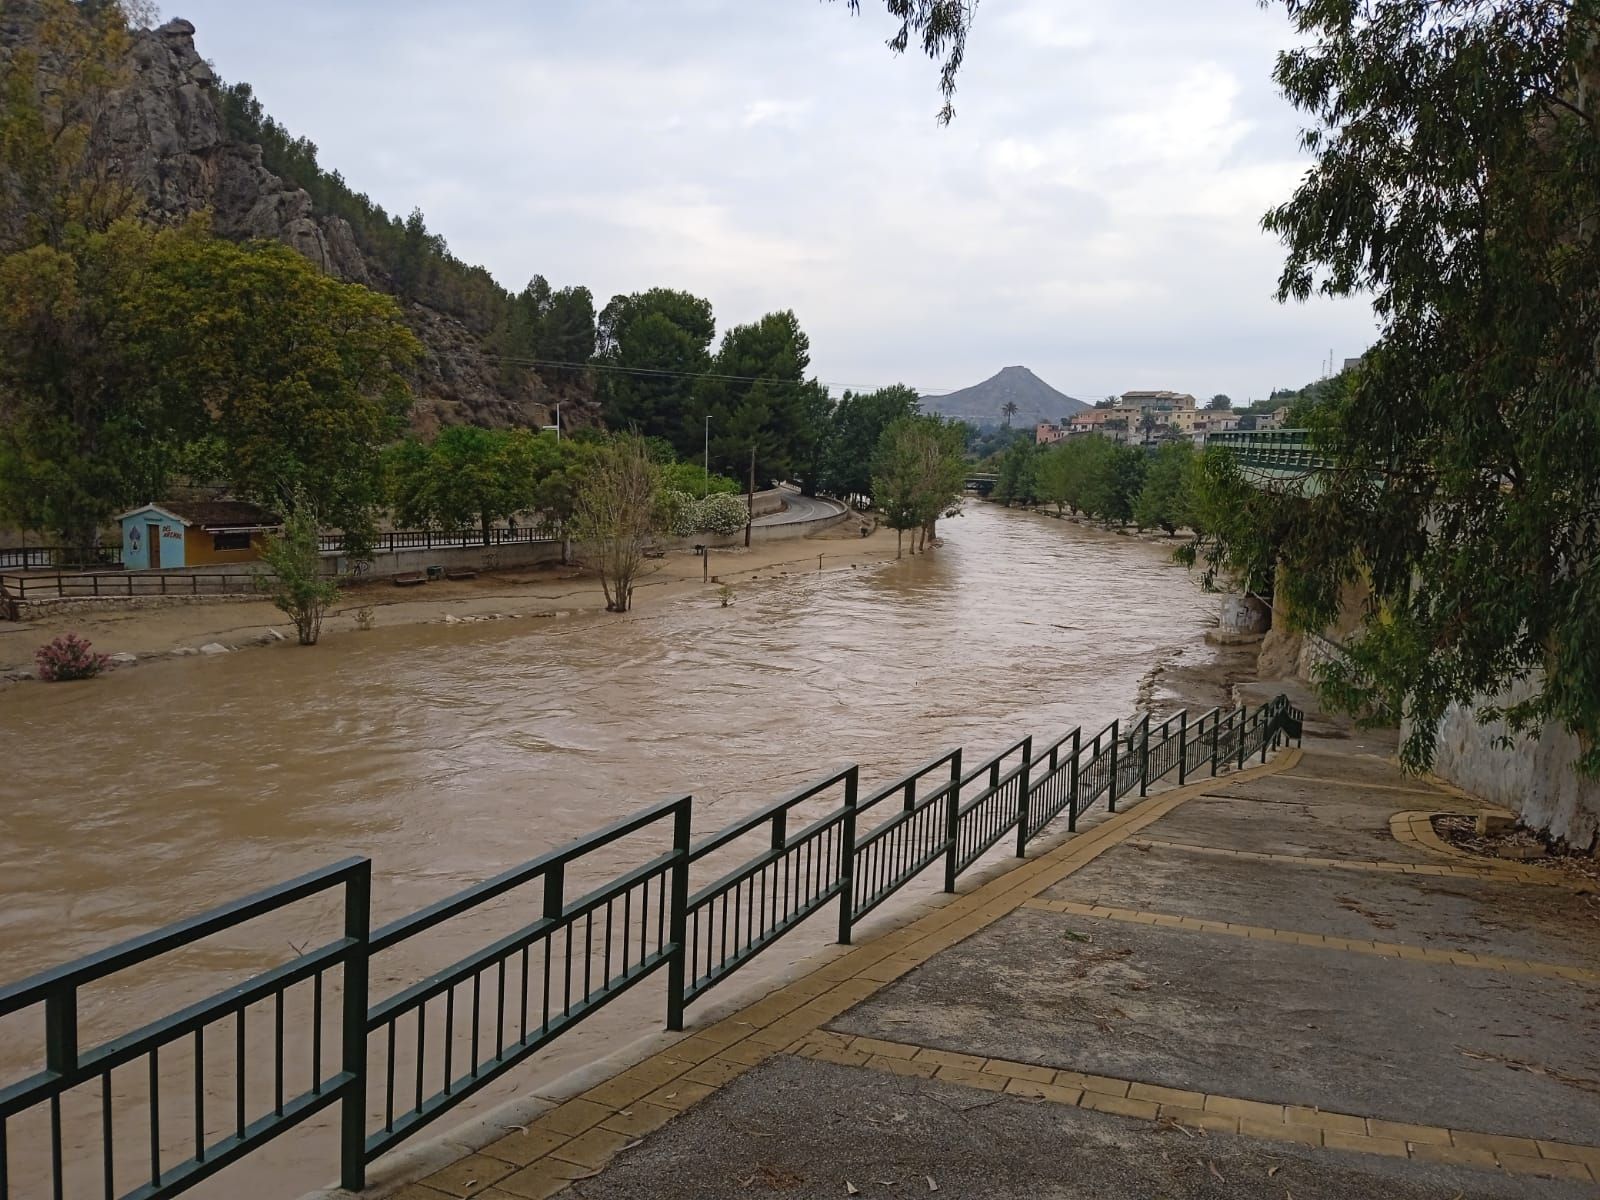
{"left": 4, "top": 8, "right": 584, "bottom": 431}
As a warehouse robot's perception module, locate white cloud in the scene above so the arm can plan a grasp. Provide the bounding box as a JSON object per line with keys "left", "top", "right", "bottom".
{"left": 170, "top": 0, "right": 1375, "bottom": 401}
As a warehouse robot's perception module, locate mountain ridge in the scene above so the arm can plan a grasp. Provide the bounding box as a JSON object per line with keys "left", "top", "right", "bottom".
{"left": 0, "top": 6, "right": 589, "bottom": 434}
{"left": 919, "top": 366, "right": 1086, "bottom": 428}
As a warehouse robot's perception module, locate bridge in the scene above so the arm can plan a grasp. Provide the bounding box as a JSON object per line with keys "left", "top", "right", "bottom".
{"left": 1206, "top": 429, "right": 1327, "bottom": 494}
{"left": 964, "top": 472, "right": 998, "bottom": 496}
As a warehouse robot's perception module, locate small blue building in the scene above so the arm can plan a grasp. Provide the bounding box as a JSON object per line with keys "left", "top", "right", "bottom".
{"left": 116, "top": 501, "right": 279, "bottom": 570}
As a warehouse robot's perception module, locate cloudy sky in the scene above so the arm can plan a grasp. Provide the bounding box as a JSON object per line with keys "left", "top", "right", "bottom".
{"left": 165, "top": 0, "right": 1376, "bottom": 403}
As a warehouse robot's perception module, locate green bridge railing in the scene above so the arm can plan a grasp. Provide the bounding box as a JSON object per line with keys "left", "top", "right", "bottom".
{"left": 1207, "top": 428, "right": 1330, "bottom": 485}
{"left": 0, "top": 695, "right": 1302, "bottom": 1199}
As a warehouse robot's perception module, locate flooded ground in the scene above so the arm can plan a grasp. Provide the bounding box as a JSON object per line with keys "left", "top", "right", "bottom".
{"left": 0, "top": 504, "right": 1230, "bottom": 1198}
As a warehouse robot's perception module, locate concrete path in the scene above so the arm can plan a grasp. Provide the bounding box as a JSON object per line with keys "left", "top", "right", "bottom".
{"left": 378, "top": 717, "right": 1600, "bottom": 1200}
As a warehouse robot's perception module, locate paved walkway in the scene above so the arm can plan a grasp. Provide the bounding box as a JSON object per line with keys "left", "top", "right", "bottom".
{"left": 380, "top": 718, "right": 1600, "bottom": 1199}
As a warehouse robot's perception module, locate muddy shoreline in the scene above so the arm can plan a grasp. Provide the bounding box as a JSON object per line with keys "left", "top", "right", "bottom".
{"left": 0, "top": 520, "right": 909, "bottom": 681}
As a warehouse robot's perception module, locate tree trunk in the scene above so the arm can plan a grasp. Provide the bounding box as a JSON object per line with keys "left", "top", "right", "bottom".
{"left": 896, "top": 529, "right": 903, "bottom": 559}
{"left": 481, "top": 512, "right": 492, "bottom": 547}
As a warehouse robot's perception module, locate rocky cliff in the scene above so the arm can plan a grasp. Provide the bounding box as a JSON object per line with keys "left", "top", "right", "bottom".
{"left": 14, "top": 9, "right": 583, "bottom": 432}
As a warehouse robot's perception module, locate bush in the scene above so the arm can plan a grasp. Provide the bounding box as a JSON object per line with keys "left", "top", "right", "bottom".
{"left": 35, "top": 633, "right": 109, "bottom": 682}
{"left": 696, "top": 492, "right": 748, "bottom": 535}
{"left": 659, "top": 462, "right": 739, "bottom": 497}
{"left": 260, "top": 504, "right": 341, "bottom": 644}
{"left": 657, "top": 489, "right": 698, "bottom": 537}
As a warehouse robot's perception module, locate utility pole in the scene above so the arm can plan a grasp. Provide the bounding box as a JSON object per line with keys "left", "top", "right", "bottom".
{"left": 703, "top": 415, "right": 711, "bottom": 498}
{"left": 745, "top": 445, "right": 755, "bottom": 549}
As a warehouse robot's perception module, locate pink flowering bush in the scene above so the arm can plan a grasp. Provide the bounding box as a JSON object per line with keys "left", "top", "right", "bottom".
{"left": 34, "top": 633, "right": 110, "bottom": 682}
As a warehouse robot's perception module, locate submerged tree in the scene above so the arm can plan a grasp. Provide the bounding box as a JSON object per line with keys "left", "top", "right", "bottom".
{"left": 572, "top": 436, "right": 661, "bottom": 613}
{"left": 872, "top": 415, "right": 964, "bottom": 556}
{"left": 259, "top": 503, "right": 340, "bottom": 645}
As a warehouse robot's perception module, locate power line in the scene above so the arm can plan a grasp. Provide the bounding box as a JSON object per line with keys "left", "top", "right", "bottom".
{"left": 435, "top": 348, "right": 1030, "bottom": 399}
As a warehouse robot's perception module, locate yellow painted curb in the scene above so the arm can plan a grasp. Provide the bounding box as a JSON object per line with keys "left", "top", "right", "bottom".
{"left": 388, "top": 750, "right": 1305, "bottom": 1199}
{"left": 788, "top": 1033, "right": 1599, "bottom": 1184}
{"left": 1389, "top": 811, "right": 1569, "bottom": 886}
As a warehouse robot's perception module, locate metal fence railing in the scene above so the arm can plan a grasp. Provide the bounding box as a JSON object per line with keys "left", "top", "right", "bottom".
{"left": 0, "top": 695, "right": 1302, "bottom": 1199}
{"left": 319, "top": 526, "right": 560, "bottom": 556}
{"left": 0, "top": 546, "right": 123, "bottom": 571}
{"left": 0, "top": 572, "right": 266, "bottom": 603}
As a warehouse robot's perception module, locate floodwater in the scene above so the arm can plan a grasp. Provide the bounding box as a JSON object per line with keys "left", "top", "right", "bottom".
{"left": 0, "top": 504, "right": 1224, "bottom": 1198}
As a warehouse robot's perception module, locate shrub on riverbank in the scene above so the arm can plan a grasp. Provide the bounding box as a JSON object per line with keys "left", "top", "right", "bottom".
{"left": 35, "top": 634, "right": 109, "bottom": 682}
{"left": 658, "top": 489, "right": 748, "bottom": 537}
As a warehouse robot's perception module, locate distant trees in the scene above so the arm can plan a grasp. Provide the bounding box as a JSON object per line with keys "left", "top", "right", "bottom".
{"left": 992, "top": 440, "right": 1040, "bottom": 507}
{"left": 593, "top": 294, "right": 832, "bottom": 492}
{"left": 595, "top": 288, "right": 716, "bottom": 453}
{"left": 871, "top": 415, "right": 966, "bottom": 557}
{"left": 1133, "top": 442, "right": 1197, "bottom": 535}
{"left": 383, "top": 427, "right": 547, "bottom": 544}
{"left": 701, "top": 309, "right": 825, "bottom": 489}
{"left": 1023, "top": 437, "right": 1196, "bottom": 530}
{"left": 819, "top": 385, "right": 919, "bottom": 504}
{"left": 1206, "top": 394, "right": 1233, "bottom": 410}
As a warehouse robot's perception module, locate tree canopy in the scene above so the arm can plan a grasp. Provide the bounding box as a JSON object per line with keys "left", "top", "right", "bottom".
{"left": 0, "top": 219, "right": 418, "bottom": 552}
{"left": 1244, "top": 0, "right": 1600, "bottom": 774}
{"left": 840, "top": 0, "right": 977, "bottom": 124}
{"left": 871, "top": 413, "right": 966, "bottom": 556}
{"left": 820, "top": 385, "right": 920, "bottom": 504}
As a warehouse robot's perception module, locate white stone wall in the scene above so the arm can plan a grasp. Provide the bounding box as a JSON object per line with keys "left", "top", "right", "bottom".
{"left": 1408, "top": 678, "right": 1599, "bottom": 851}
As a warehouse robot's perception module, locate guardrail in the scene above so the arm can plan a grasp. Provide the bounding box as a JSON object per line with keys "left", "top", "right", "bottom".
{"left": 0, "top": 572, "right": 265, "bottom": 603}
{"left": 0, "top": 546, "right": 122, "bottom": 570}
{"left": 0, "top": 695, "right": 1302, "bottom": 1199}
{"left": 1207, "top": 428, "right": 1328, "bottom": 474}
{"left": 320, "top": 526, "right": 560, "bottom": 556}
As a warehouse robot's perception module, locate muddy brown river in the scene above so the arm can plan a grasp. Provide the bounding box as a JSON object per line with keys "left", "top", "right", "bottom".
{"left": 0, "top": 504, "right": 1225, "bottom": 1198}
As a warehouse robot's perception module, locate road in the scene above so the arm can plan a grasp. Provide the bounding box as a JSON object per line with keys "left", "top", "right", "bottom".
{"left": 752, "top": 487, "right": 847, "bottom": 526}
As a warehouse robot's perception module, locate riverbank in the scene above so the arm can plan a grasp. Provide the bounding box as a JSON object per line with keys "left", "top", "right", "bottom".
{"left": 0, "top": 520, "right": 905, "bottom": 679}
{"left": 0, "top": 500, "right": 1248, "bottom": 1200}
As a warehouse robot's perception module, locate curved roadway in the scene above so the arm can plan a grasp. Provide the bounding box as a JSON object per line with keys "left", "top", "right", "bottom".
{"left": 752, "top": 488, "right": 848, "bottom": 526}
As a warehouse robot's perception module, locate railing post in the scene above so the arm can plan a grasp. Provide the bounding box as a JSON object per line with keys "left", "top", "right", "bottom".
{"left": 1108, "top": 719, "right": 1120, "bottom": 812}
{"left": 338, "top": 859, "right": 372, "bottom": 1193}
{"left": 1260, "top": 709, "right": 1270, "bottom": 763}
{"left": 665, "top": 797, "right": 692, "bottom": 1032}
{"left": 1066, "top": 728, "right": 1080, "bottom": 832}
{"left": 1138, "top": 713, "right": 1151, "bottom": 797}
{"left": 1014, "top": 735, "right": 1033, "bottom": 857}
{"left": 1210, "top": 714, "right": 1221, "bottom": 777}
{"left": 1237, "top": 704, "right": 1248, "bottom": 770}
{"left": 837, "top": 766, "right": 860, "bottom": 944}
{"left": 44, "top": 986, "right": 79, "bottom": 1076}
{"left": 942, "top": 749, "right": 962, "bottom": 892}
{"left": 1177, "top": 711, "right": 1189, "bottom": 786}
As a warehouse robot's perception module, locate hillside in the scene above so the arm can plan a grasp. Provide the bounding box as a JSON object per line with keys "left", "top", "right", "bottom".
{"left": 0, "top": 6, "right": 593, "bottom": 433}
{"left": 919, "top": 366, "right": 1086, "bottom": 428}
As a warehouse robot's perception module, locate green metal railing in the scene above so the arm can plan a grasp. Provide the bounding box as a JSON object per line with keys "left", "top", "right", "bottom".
{"left": 1207, "top": 429, "right": 1331, "bottom": 495}
{"left": 0, "top": 695, "right": 1302, "bottom": 1199}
